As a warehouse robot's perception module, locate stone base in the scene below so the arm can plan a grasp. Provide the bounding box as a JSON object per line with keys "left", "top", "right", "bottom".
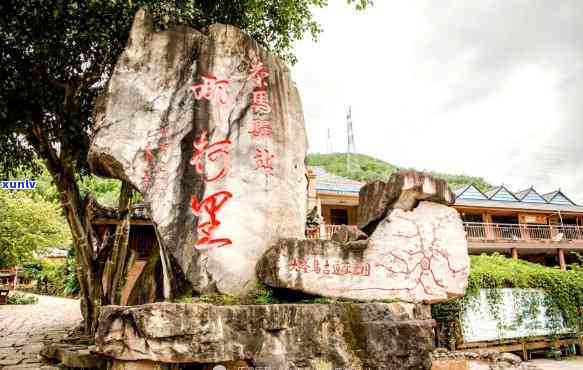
{"left": 96, "top": 302, "right": 435, "bottom": 369}
{"left": 40, "top": 343, "right": 106, "bottom": 368}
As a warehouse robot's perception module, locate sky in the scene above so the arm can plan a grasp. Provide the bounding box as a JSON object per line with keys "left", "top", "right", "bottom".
{"left": 292, "top": 0, "right": 583, "bottom": 204}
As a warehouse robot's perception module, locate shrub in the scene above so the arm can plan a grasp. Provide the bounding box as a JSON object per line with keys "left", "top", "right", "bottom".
{"left": 7, "top": 292, "right": 38, "bottom": 305}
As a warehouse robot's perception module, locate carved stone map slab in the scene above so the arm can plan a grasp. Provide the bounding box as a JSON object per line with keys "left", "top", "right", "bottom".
{"left": 258, "top": 172, "right": 470, "bottom": 303}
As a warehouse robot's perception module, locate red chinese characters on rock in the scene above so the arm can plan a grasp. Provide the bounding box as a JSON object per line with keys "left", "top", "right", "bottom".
{"left": 191, "top": 191, "right": 233, "bottom": 249}
{"left": 189, "top": 129, "right": 234, "bottom": 249}
{"left": 191, "top": 75, "right": 230, "bottom": 105}
{"left": 190, "top": 130, "right": 231, "bottom": 183}
{"left": 142, "top": 127, "right": 170, "bottom": 191}
{"left": 248, "top": 119, "right": 273, "bottom": 137}
{"left": 247, "top": 61, "right": 269, "bottom": 87}
{"left": 253, "top": 148, "right": 275, "bottom": 175}
{"left": 251, "top": 89, "right": 271, "bottom": 114}
{"left": 247, "top": 60, "right": 276, "bottom": 175}
{"left": 288, "top": 257, "right": 371, "bottom": 277}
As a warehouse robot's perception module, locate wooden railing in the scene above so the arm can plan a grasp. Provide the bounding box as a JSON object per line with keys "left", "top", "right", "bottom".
{"left": 307, "top": 222, "right": 583, "bottom": 242}
{"left": 306, "top": 224, "right": 359, "bottom": 240}
{"left": 463, "top": 222, "right": 583, "bottom": 242}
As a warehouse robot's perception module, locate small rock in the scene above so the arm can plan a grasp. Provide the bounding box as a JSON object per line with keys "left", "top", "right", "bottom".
{"left": 497, "top": 352, "right": 522, "bottom": 365}
{"left": 330, "top": 225, "right": 368, "bottom": 243}
{"left": 0, "top": 357, "right": 23, "bottom": 366}
{"left": 465, "top": 351, "right": 479, "bottom": 359}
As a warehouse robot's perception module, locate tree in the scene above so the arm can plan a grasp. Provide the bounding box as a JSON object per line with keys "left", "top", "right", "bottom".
{"left": 0, "top": 0, "right": 372, "bottom": 334}
{"left": 0, "top": 191, "right": 70, "bottom": 269}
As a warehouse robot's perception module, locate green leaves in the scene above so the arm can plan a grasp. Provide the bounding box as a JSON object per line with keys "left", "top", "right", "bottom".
{"left": 0, "top": 0, "right": 373, "bottom": 177}
{"left": 306, "top": 152, "right": 491, "bottom": 190}
{"left": 0, "top": 190, "right": 71, "bottom": 268}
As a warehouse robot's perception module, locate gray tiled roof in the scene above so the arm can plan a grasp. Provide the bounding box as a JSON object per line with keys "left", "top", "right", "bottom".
{"left": 514, "top": 188, "right": 531, "bottom": 200}
{"left": 310, "top": 166, "right": 364, "bottom": 194}
{"left": 454, "top": 198, "right": 583, "bottom": 214}
{"left": 484, "top": 186, "right": 501, "bottom": 198}
{"left": 543, "top": 190, "right": 559, "bottom": 202}
{"left": 454, "top": 184, "right": 470, "bottom": 196}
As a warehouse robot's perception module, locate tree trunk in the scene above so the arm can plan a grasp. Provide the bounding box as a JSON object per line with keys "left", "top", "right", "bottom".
{"left": 31, "top": 125, "right": 137, "bottom": 334}
{"left": 51, "top": 166, "right": 101, "bottom": 334}
{"left": 106, "top": 182, "right": 132, "bottom": 305}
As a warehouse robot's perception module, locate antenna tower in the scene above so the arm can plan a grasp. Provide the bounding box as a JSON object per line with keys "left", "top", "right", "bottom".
{"left": 346, "top": 106, "right": 355, "bottom": 170}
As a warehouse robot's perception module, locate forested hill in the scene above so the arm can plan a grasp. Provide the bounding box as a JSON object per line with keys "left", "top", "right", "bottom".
{"left": 306, "top": 153, "right": 492, "bottom": 192}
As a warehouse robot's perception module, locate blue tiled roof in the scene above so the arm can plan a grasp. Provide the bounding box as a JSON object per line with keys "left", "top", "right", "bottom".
{"left": 453, "top": 184, "right": 580, "bottom": 210}
{"left": 311, "top": 166, "right": 364, "bottom": 194}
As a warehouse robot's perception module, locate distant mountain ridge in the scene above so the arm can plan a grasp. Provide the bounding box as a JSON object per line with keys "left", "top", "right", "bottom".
{"left": 306, "top": 153, "right": 492, "bottom": 192}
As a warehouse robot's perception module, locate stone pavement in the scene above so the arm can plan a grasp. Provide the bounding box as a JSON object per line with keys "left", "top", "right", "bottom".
{"left": 529, "top": 357, "right": 583, "bottom": 369}
{"left": 0, "top": 294, "right": 81, "bottom": 369}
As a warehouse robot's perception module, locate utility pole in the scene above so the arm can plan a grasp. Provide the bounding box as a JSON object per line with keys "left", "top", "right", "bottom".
{"left": 346, "top": 106, "right": 355, "bottom": 171}
{"left": 327, "top": 128, "right": 333, "bottom": 153}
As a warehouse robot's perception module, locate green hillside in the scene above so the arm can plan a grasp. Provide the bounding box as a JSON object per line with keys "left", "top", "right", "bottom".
{"left": 306, "top": 153, "right": 492, "bottom": 192}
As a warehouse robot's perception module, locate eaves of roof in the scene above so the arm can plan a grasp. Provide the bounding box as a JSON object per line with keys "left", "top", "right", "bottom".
{"left": 454, "top": 198, "right": 583, "bottom": 214}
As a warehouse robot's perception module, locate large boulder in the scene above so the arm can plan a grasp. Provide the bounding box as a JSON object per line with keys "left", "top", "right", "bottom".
{"left": 358, "top": 170, "right": 455, "bottom": 234}
{"left": 95, "top": 302, "right": 435, "bottom": 369}
{"left": 89, "top": 10, "right": 307, "bottom": 295}
{"left": 258, "top": 201, "right": 469, "bottom": 303}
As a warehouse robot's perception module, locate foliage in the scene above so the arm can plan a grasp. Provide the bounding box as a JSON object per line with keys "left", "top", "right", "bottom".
{"left": 567, "top": 251, "right": 583, "bottom": 272}
{"left": 0, "top": 191, "right": 70, "bottom": 269}
{"left": 433, "top": 254, "right": 583, "bottom": 342}
{"left": 308, "top": 153, "right": 399, "bottom": 182}
{"left": 196, "top": 293, "right": 241, "bottom": 305}
{"left": 0, "top": 0, "right": 372, "bottom": 177}
{"left": 306, "top": 153, "right": 492, "bottom": 191}
{"left": 21, "top": 247, "right": 79, "bottom": 297}
{"left": 184, "top": 284, "right": 365, "bottom": 306}
{"left": 7, "top": 291, "right": 39, "bottom": 305}
{"left": 62, "top": 248, "right": 81, "bottom": 296}
{"left": 253, "top": 283, "right": 279, "bottom": 304}
{"left": 430, "top": 172, "right": 492, "bottom": 193}
{"left": 14, "top": 162, "right": 122, "bottom": 207}
{"left": 78, "top": 175, "right": 122, "bottom": 207}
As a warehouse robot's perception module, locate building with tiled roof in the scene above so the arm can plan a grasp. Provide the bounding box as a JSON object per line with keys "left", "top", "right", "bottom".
{"left": 454, "top": 183, "right": 583, "bottom": 269}
{"left": 306, "top": 166, "right": 364, "bottom": 228}
{"left": 307, "top": 169, "right": 583, "bottom": 269}
{"left": 310, "top": 166, "right": 364, "bottom": 195}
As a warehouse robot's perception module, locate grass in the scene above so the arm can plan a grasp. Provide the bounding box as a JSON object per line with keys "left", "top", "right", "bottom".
{"left": 306, "top": 152, "right": 493, "bottom": 191}
{"left": 172, "top": 283, "right": 404, "bottom": 306}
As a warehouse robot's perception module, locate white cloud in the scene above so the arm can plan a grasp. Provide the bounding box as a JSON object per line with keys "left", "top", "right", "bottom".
{"left": 292, "top": 0, "right": 583, "bottom": 203}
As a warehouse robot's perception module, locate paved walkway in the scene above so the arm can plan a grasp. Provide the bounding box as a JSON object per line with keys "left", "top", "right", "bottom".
{"left": 529, "top": 357, "right": 583, "bottom": 369}
{"left": 0, "top": 294, "right": 81, "bottom": 369}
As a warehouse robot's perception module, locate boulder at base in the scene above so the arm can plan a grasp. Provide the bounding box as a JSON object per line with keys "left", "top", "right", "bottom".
{"left": 95, "top": 302, "right": 435, "bottom": 369}
{"left": 358, "top": 170, "right": 455, "bottom": 233}
{"left": 257, "top": 171, "right": 469, "bottom": 304}
{"left": 88, "top": 9, "right": 307, "bottom": 295}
